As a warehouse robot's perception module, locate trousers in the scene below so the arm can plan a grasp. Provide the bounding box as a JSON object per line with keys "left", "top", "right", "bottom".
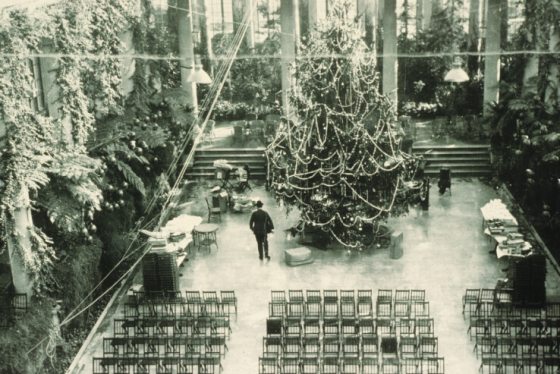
{"left": 254, "top": 232, "right": 269, "bottom": 259}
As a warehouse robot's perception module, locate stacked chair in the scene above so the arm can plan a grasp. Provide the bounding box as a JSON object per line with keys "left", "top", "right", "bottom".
{"left": 0, "top": 292, "right": 27, "bottom": 328}
{"left": 259, "top": 289, "right": 445, "bottom": 373}
{"left": 92, "top": 290, "right": 237, "bottom": 373}
{"left": 463, "top": 288, "right": 560, "bottom": 373}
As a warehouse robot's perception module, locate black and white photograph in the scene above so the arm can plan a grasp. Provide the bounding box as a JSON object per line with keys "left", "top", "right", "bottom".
{"left": 0, "top": 0, "right": 559, "bottom": 373}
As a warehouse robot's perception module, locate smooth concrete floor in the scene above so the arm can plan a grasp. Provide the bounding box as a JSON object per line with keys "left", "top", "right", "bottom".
{"left": 73, "top": 179, "right": 560, "bottom": 374}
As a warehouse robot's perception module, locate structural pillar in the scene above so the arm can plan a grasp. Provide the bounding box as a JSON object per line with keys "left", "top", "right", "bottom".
{"left": 308, "top": 0, "right": 326, "bottom": 33}
{"left": 416, "top": 0, "right": 431, "bottom": 31}
{"left": 177, "top": 0, "right": 198, "bottom": 113}
{"left": 358, "top": 0, "right": 377, "bottom": 49}
{"left": 280, "top": 0, "right": 298, "bottom": 117}
{"left": 483, "top": 0, "right": 501, "bottom": 115}
{"left": 382, "top": 0, "right": 398, "bottom": 107}
{"left": 233, "top": 0, "right": 255, "bottom": 49}
{"left": 6, "top": 188, "right": 35, "bottom": 298}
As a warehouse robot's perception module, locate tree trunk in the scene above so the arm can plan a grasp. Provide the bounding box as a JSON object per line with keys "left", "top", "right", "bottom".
{"left": 468, "top": 0, "right": 480, "bottom": 75}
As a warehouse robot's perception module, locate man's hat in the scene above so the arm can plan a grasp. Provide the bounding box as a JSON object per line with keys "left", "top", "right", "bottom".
{"left": 256, "top": 200, "right": 263, "bottom": 208}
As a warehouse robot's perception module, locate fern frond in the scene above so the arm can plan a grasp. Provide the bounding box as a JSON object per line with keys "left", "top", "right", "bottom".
{"left": 115, "top": 160, "right": 146, "bottom": 196}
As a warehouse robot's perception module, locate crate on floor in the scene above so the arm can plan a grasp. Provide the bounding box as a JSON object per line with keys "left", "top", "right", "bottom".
{"left": 284, "top": 247, "right": 314, "bottom": 266}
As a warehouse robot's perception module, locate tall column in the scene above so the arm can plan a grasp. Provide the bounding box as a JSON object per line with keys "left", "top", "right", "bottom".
{"left": 178, "top": 0, "right": 198, "bottom": 113}
{"left": 198, "top": 0, "right": 214, "bottom": 76}
{"left": 416, "top": 0, "right": 431, "bottom": 31}
{"left": 281, "top": 0, "right": 298, "bottom": 117}
{"left": 6, "top": 188, "right": 35, "bottom": 297}
{"left": 358, "top": 0, "right": 377, "bottom": 49}
{"left": 467, "top": 0, "right": 480, "bottom": 74}
{"left": 483, "top": 0, "right": 501, "bottom": 115}
{"left": 382, "top": 0, "right": 398, "bottom": 107}
{"left": 233, "top": 0, "right": 255, "bottom": 49}
{"left": 308, "top": 0, "right": 326, "bottom": 33}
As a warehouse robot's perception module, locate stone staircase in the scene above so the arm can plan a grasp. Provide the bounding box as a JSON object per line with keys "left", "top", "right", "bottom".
{"left": 188, "top": 148, "right": 267, "bottom": 180}
{"left": 412, "top": 144, "right": 492, "bottom": 178}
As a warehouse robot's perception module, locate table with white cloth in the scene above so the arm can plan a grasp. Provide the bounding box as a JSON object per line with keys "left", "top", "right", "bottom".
{"left": 140, "top": 214, "right": 203, "bottom": 266}
{"left": 480, "top": 199, "right": 534, "bottom": 260}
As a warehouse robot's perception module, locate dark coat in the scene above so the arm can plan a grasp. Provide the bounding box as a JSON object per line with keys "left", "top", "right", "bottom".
{"left": 250, "top": 209, "right": 274, "bottom": 234}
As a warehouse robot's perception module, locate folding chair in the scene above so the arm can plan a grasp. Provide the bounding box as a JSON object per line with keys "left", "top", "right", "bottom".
{"left": 401, "top": 358, "right": 423, "bottom": 374}
{"left": 395, "top": 289, "right": 410, "bottom": 303}
{"left": 542, "top": 357, "right": 560, "bottom": 374}
{"left": 545, "top": 303, "right": 560, "bottom": 319}
{"left": 199, "top": 354, "right": 221, "bottom": 374}
{"left": 202, "top": 291, "right": 220, "bottom": 316}
{"left": 474, "top": 336, "right": 497, "bottom": 358}
{"left": 376, "top": 318, "right": 395, "bottom": 336}
{"left": 284, "top": 318, "right": 303, "bottom": 337}
{"left": 283, "top": 336, "right": 302, "bottom": 358}
{"left": 496, "top": 337, "right": 517, "bottom": 358}
{"left": 358, "top": 316, "right": 376, "bottom": 336}
{"left": 186, "top": 291, "right": 203, "bottom": 316}
{"left": 395, "top": 301, "right": 411, "bottom": 318}
{"left": 323, "top": 317, "right": 340, "bottom": 336}
{"left": 376, "top": 301, "right": 392, "bottom": 318}
{"left": 303, "top": 316, "right": 320, "bottom": 337}
{"left": 301, "top": 357, "right": 319, "bottom": 374}
{"left": 399, "top": 336, "right": 418, "bottom": 358}
{"left": 397, "top": 318, "right": 415, "bottom": 337}
{"left": 411, "top": 301, "right": 429, "bottom": 318}
{"left": 259, "top": 357, "right": 279, "bottom": 374}
{"left": 524, "top": 308, "right": 542, "bottom": 320}
{"left": 305, "top": 290, "right": 322, "bottom": 319}
{"left": 341, "top": 318, "right": 358, "bottom": 336}
{"left": 424, "top": 357, "right": 445, "bottom": 374}
{"left": 361, "top": 334, "right": 379, "bottom": 359}
{"left": 341, "top": 336, "right": 360, "bottom": 358}
{"left": 321, "top": 356, "right": 340, "bottom": 374}
{"left": 289, "top": 290, "right": 305, "bottom": 303}
{"left": 361, "top": 357, "right": 379, "bottom": 374}
{"left": 377, "top": 290, "right": 393, "bottom": 304}
{"left": 270, "top": 301, "right": 287, "bottom": 319}
{"left": 516, "top": 337, "right": 537, "bottom": 360}
{"left": 469, "top": 318, "right": 491, "bottom": 340}
{"left": 410, "top": 290, "right": 425, "bottom": 302}
{"left": 416, "top": 318, "right": 435, "bottom": 337}
{"left": 178, "top": 357, "right": 198, "bottom": 374}
{"left": 381, "top": 357, "right": 400, "bottom": 374}
{"left": 302, "top": 335, "right": 320, "bottom": 358}
{"left": 220, "top": 291, "right": 237, "bottom": 316}
{"left": 272, "top": 291, "right": 287, "bottom": 303}
{"left": 357, "top": 290, "right": 373, "bottom": 316}
{"left": 323, "top": 290, "right": 340, "bottom": 318}
{"left": 263, "top": 336, "right": 283, "bottom": 357}
{"left": 340, "top": 357, "right": 360, "bottom": 374}
{"left": 322, "top": 335, "right": 340, "bottom": 359}
{"left": 340, "top": 299, "right": 356, "bottom": 318}
{"left": 93, "top": 357, "right": 116, "bottom": 374}
{"left": 493, "top": 318, "right": 511, "bottom": 338}
{"left": 287, "top": 301, "right": 305, "bottom": 321}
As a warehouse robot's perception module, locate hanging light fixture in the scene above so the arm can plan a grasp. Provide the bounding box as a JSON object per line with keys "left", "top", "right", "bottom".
{"left": 186, "top": 55, "right": 212, "bottom": 84}
{"left": 444, "top": 56, "right": 469, "bottom": 83}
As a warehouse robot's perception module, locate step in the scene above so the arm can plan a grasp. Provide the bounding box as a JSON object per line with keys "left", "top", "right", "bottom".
{"left": 187, "top": 171, "right": 267, "bottom": 179}
{"left": 195, "top": 148, "right": 266, "bottom": 155}
{"left": 191, "top": 166, "right": 266, "bottom": 172}
{"left": 193, "top": 159, "right": 267, "bottom": 167}
{"left": 413, "top": 144, "right": 490, "bottom": 151}
{"left": 414, "top": 150, "right": 490, "bottom": 157}
{"left": 424, "top": 169, "right": 492, "bottom": 177}
{"left": 426, "top": 162, "right": 491, "bottom": 169}
{"left": 421, "top": 156, "right": 490, "bottom": 163}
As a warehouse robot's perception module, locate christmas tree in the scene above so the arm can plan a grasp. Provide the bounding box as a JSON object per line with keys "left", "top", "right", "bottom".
{"left": 266, "top": 0, "right": 418, "bottom": 249}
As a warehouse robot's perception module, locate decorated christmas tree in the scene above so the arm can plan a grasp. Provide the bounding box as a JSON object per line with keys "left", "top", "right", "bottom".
{"left": 266, "top": 0, "right": 419, "bottom": 249}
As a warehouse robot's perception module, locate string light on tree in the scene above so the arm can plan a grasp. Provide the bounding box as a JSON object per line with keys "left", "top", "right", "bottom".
{"left": 266, "top": 0, "right": 418, "bottom": 249}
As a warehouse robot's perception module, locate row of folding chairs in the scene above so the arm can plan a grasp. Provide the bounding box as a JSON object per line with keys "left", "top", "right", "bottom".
{"left": 123, "top": 301, "right": 234, "bottom": 319}
{"left": 93, "top": 355, "right": 221, "bottom": 374}
{"left": 271, "top": 290, "right": 426, "bottom": 304}
{"left": 269, "top": 301, "right": 430, "bottom": 320}
{"left": 463, "top": 289, "right": 560, "bottom": 319}
{"left": 474, "top": 335, "right": 560, "bottom": 358}
{"left": 262, "top": 334, "right": 439, "bottom": 360}
{"left": 468, "top": 318, "right": 560, "bottom": 339}
{"left": 267, "top": 317, "right": 436, "bottom": 338}
{"left": 103, "top": 336, "right": 228, "bottom": 358}
{"left": 113, "top": 317, "right": 231, "bottom": 338}
{"left": 127, "top": 290, "right": 237, "bottom": 315}
{"left": 259, "top": 356, "right": 444, "bottom": 374}
{"left": 479, "top": 356, "right": 560, "bottom": 374}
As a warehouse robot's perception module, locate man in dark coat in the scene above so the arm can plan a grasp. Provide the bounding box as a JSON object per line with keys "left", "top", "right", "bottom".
{"left": 249, "top": 200, "right": 274, "bottom": 260}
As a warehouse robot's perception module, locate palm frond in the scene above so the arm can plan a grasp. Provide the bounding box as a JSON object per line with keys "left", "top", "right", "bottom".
{"left": 115, "top": 160, "right": 146, "bottom": 196}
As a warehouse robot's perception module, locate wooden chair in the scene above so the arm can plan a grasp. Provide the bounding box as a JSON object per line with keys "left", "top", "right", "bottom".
{"left": 205, "top": 197, "right": 221, "bottom": 223}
